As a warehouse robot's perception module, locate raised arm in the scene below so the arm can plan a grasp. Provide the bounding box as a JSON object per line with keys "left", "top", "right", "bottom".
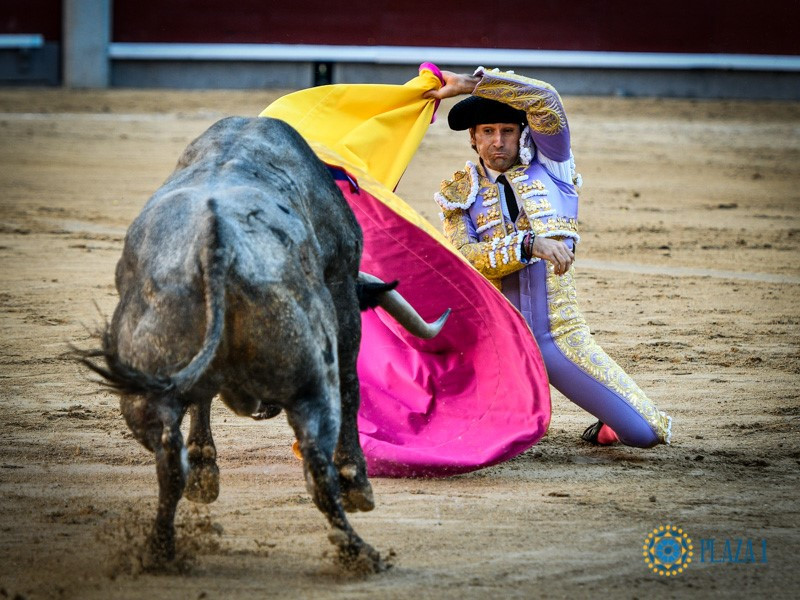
{"left": 424, "top": 68, "right": 571, "bottom": 162}
{"left": 472, "top": 67, "right": 570, "bottom": 162}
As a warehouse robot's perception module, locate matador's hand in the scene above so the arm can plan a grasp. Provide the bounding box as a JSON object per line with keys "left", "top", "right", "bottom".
{"left": 531, "top": 237, "right": 574, "bottom": 275}
{"left": 423, "top": 71, "right": 479, "bottom": 100}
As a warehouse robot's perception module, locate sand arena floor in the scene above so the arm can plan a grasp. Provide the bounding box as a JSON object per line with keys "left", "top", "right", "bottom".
{"left": 0, "top": 88, "right": 798, "bottom": 599}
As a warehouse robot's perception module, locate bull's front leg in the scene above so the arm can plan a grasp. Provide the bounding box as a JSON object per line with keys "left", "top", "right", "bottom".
{"left": 184, "top": 395, "right": 219, "bottom": 504}
{"left": 287, "top": 395, "right": 385, "bottom": 573}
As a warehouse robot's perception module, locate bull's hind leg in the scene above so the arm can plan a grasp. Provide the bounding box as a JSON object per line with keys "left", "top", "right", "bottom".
{"left": 120, "top": 393, "right": 187, "bottom": 564}
{"left": 184, "top": 395, "right": 220, "bottom": 504}
{"left": 286, "top": 395, "right": 385, "bottom": 573}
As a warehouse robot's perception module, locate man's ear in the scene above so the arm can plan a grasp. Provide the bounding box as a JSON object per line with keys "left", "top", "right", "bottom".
{"left": 469, "top": 127, "right": 477, "bottom": 152}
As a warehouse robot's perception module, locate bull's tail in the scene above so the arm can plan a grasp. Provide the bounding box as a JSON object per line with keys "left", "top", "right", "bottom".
{"left": 80, "top": 199, "right": 233, "bottom": 398}
{"left": 169, "top": 199, "right": 232, "bottom": 394}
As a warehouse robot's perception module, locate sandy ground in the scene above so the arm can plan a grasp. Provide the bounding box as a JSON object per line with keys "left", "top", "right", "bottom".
{"left": 0, "top": 87, "right": 798, "bottom": 599}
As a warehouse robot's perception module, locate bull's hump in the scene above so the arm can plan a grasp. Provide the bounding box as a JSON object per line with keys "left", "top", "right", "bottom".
{"left": 177, "top": 117, "right": 318, "bottom": 176}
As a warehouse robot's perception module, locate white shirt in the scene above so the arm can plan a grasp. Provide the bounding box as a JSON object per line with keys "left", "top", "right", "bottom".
{"left": 484, "top": 166, "right": 519, "bottom": 222}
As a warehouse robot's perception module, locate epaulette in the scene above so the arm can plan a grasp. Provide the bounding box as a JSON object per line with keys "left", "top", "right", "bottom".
{"left": 434, "top": 161, "right": 479, "bottom": 210}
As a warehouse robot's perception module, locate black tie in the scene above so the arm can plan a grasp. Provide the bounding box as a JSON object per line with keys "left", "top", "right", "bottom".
{"left": 497, "top": 175, "right": 518, "bottom": 223}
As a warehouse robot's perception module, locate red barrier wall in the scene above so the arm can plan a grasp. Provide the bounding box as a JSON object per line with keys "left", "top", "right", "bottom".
{"left": 112, "top": 0, "right": 799, "bottom": 55}
{"left": 0, "top": 0, "right": 61, "bottom": 41}
{"left": 2, "top": 1, "right": 798, "bottom": 55}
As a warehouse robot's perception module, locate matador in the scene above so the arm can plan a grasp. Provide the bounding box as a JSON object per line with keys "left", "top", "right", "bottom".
{"left": 427, "top": 67, "right": 672, "bottom": 447}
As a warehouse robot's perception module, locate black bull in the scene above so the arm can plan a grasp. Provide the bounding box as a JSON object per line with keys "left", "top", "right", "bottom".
{"left": 81, "top": 117, "right": 448, "bottom": 571}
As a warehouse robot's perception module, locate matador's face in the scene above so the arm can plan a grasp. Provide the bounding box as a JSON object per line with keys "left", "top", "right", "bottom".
{"left": 469, "top": 122, "right": 521, "bottom": 172}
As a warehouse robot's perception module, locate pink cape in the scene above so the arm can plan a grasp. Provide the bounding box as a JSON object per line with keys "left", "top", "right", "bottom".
{"left": 335, "top": 178, "right": 552, "bottom": 477}
{"left": 260, "top": 64, "right": 551, "bottom": 477}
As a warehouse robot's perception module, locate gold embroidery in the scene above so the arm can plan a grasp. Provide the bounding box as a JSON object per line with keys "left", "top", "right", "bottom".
{"left": 515, "top": 179, "right": 546, "bottom": 197}
{"left": 553, "top": 216, "right": 578, "bottom": 232}
{"left": 482, "top": 186, "right": 499, "bottom": 201}
{"left": 528, "top": 216, "right": 579, "bottom": 237}
{"left": 439, "top": 168, "right": 474, "bottom": 207}
{"left": 441, "top": 209, "right": 469, "bottom": 249}
{"left": 545, "top": 267, "right": 671, "bottom": 443}
{"left": 521, "top": 197, "right": 553, "bottom": 218}
{"left": 474, "top": 71, "right": 567, "bottom": 136}
{"left": 516, "top": 182, "right": 535, "bottom": 195}
{"left": 487, "top": 205, "right": 501, "bottom": 220}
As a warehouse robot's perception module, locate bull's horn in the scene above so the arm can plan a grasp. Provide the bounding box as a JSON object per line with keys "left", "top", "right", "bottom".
{"left": 358, "top": 272, "right": 450, "bottom": 339}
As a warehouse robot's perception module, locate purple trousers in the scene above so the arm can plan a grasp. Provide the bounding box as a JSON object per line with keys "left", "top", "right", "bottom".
{"left": 502, "top": 258, "right": 671, "bottom": 447}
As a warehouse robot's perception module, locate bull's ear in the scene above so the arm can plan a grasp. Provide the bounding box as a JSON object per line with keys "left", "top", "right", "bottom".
{"left": 356, "top": 280, "right": 399, "bottom": 311}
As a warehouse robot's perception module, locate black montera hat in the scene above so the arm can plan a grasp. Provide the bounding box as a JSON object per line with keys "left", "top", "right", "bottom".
{"left": 448, "top": 96, "right": 527, "bottom": 131}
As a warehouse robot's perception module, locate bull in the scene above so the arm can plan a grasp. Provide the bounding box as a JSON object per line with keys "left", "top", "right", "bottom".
{"left": 81, "top": 116, "right": 448, "bottom": 572}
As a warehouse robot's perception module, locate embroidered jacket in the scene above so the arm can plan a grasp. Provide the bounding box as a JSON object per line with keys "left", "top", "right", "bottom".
{"left": 436, "top": 160, "right": 579, "bottom": 289}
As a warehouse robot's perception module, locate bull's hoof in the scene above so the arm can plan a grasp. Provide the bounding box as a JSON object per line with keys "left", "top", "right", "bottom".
{"left": 328, "top": 530, "right": 389, "bottom": 574}
{"left": 185, "top": 461, "right": 220, "bottom": 504}
{"left": 143, "top": 530, "right": 176, "bottom": 571}
{"left": 341, "top": 485, "right": 375, "bottom": 513}
{"left": 342, "top": 543, "right": 388, "bottom": 574}
{"left": 338, "top": 464, "right": 375, "bottom": 513}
